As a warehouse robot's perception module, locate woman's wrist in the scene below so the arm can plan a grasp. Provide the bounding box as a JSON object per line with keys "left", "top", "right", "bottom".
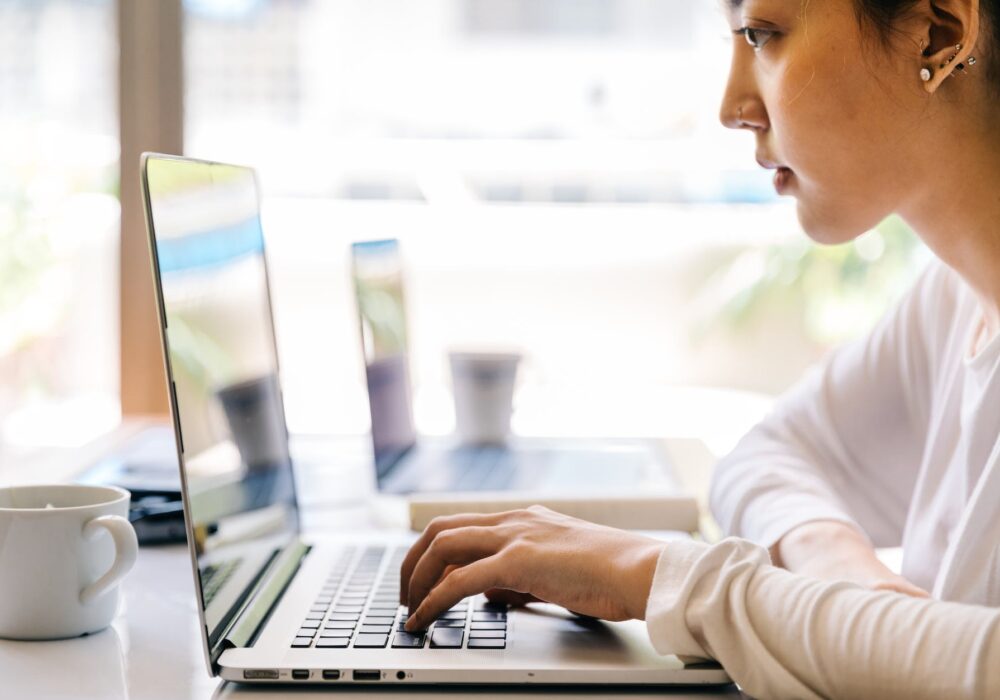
{"left": 619, "top": 539, "right": 667, "bottom": 620}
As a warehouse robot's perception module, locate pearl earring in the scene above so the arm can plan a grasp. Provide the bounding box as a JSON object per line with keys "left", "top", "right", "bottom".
{"left": 920, "top": 67, "right": 932, "bottom": 81}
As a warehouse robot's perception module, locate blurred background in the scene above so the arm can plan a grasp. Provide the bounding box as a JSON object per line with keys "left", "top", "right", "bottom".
{"left": 0, "top": 0, "right": 929, "bottom": 462}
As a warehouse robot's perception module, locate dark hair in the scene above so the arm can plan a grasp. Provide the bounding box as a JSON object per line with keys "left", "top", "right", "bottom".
{"left": 854, "top": 0, "right": 998, "bottom": 88}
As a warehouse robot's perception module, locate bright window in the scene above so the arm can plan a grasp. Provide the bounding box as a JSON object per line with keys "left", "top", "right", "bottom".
{"left": 178, "top": 0, "right": 926, "bottom": 443}
{"left": 0, "top": 0, "right": 120, "bottom": 449}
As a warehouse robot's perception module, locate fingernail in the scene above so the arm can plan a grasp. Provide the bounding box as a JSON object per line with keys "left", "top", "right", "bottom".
{"left": 404, "top": 617, "right": 417, "bottom": 632}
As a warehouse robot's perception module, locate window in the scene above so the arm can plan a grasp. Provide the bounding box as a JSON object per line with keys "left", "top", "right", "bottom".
{"left": 180, "top": 0, "right": 923, "bottom": 443}
{"left": 0, "top": 0, "right": 119, "bottom": 448}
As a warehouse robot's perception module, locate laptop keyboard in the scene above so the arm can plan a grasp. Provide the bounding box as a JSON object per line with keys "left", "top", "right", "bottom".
{"left": 449, "top": 447, "right": 524, "bottom": 491}
{"left": 291, "top": 546, "right": 508, "bottom": 651}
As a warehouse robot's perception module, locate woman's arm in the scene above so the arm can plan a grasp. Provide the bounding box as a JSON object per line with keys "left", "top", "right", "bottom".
{"left": 399, "top": 507, "right": 999, "bottom": 699}
{"left": 710, "top": 264, "right": 954, "bottom": 571}
{"left": 647, "top": 537, "right": 1000, "bottom": 700}
{"left": 772, "top": 520, "right": 928, "bottom": 596}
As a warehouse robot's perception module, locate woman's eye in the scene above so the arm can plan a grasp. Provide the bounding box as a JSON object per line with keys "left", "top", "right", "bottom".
{"left": 739, "top": 27, "right": 776, "bottom": 51}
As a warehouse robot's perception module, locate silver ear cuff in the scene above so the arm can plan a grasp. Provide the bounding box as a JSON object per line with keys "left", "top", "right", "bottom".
{"left": 940, "top": 43, "right": 963, "bottom": 68}
{"left": 922, "top": 44, "right": 977, "bottom": 81}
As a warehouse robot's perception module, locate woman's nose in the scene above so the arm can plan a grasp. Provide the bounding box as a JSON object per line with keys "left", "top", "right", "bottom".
{"left": 719, "top": 62, "right": 768, "bottom": 131}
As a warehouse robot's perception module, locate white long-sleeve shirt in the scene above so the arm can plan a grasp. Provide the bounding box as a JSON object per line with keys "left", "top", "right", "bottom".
{"left": 709, "top": 261, "right": 1000, "bottom": 602}
{"left": 645, "top": 538, "right": 1000, "bottom": 699}
{"left": 642, "top": 261, "right": 1000, "bottom": 697}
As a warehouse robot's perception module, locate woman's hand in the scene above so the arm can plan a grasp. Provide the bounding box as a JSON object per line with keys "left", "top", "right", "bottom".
{"left": 399, "top": 505, "right": 665, "bottom": 632}
{"left": 772, "top": 520, "right": 929, "bottom": 598}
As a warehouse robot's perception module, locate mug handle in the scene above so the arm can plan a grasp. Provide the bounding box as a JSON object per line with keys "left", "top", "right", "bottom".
{"left": 79, "top": 515, "right": 139, "bottom": 605}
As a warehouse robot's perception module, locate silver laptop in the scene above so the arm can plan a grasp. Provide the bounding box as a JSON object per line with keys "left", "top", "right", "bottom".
{"left": 140, "top": 153, "right": 729, "bottom": 686}
{"left": 350, "top": 238, "right": 672, "bottom": 495}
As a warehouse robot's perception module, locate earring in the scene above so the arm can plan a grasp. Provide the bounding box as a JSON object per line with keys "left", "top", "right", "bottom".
{"left": 941, "top": 43, "right": 962, "bottom": 68}
{"left": 920, "top": 67, "right": 932, "bottom": 81}
{"left": 953, "top": 56, "right": 977, "bottom": 75}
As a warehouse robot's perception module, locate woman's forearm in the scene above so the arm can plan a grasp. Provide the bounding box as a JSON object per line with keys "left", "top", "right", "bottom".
{"left": 772, "top": 520, "right": 927, "bottom": 596}
{"left": 646, "top": 538, "right": 1000, "bottom": 700}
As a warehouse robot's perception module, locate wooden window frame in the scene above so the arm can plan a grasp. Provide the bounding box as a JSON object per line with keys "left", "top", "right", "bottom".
{"left": 117, "top": 0, "right": 183, "bottom": 416}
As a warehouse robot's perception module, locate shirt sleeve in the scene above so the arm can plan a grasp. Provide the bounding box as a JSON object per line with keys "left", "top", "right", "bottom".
{"left": 645, "top": 538, "right": 1000, "bottom": 700}
{"left": 709, "top": 263, "right": 953, "bottom": 548}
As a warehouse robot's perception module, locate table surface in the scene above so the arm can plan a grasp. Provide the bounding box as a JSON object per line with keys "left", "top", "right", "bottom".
{"left": 1, "top": 417, "right": 759, "bottom": 700}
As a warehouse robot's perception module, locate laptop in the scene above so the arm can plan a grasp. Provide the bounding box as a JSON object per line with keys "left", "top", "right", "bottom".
{"left": 350, "top": 238, "right": 674, "bottom": 496}
{"left": 140, "top": 153, "right": 729, "bottom": 686}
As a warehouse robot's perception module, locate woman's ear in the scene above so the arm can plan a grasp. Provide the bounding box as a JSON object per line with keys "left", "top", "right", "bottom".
{"left": 914, "top": 0, "right": 981, "bottom": 92}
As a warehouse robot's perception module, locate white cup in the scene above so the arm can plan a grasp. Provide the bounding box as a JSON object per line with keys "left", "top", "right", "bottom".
{"left": 0, "top": 484, "right": 138, "bottom": 640}
{"left": 449, "top": 351, "right": 522, "bottom": 445}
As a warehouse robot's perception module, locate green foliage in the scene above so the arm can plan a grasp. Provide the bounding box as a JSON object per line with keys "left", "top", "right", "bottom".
{"left": 697, "top": 215, "right": 925, "bottom": 346}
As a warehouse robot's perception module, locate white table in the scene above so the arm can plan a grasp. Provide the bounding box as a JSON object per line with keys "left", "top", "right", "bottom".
{"left": 1, "top": 395, "right": 769, "bottom": 699}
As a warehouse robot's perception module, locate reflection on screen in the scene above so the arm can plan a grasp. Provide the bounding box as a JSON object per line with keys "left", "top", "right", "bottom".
{"left": 145, "top": 156, "right": 299, "bottom": 644}
{"left": 351, "top": 239, "right": 416, "bottom": 480}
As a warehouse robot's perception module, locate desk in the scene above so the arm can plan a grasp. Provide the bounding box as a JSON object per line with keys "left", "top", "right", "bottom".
{"left": 2, "top": 409, "right": 765, "bottom": 699}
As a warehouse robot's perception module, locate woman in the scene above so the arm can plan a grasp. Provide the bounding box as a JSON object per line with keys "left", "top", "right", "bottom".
{"left": 399, "top": 0, "right": 1000, "bottom": 697}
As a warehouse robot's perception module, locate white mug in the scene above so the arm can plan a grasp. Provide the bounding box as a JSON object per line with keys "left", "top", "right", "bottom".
{"left": 0, "top": 484, "right": 138, "bottom": 640}
{"left": 449, "top": 351, "right": 522, "bottom": 445}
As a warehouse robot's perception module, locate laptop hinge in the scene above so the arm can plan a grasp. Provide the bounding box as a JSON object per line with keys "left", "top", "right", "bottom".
{"left": 212, "top": 539, "right": 310, "bottom": 667}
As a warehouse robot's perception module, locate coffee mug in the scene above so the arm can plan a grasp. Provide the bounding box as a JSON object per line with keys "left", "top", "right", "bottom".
{"left": 0, "top": 484, "right": 138, "bottom": 640}
{"left": 449, "top": 351, "right": 522, "bottom": 445}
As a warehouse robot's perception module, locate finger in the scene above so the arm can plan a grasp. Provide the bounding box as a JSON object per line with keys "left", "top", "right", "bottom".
{"left": 399, "top": 511, "right": 513, "bottom": 604}
{"left": 406, "top": 554, "right": 512, "bottom": 631}
{"left": 484, "top": 589, "right": 541, "bottom": 607}
{"left": 407, "top": 526, "right": 504, "bottom": 613}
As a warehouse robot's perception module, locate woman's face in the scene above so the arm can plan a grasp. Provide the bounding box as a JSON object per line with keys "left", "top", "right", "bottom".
{"left": 720, "top": 0, "right": 928, "bottom": 243}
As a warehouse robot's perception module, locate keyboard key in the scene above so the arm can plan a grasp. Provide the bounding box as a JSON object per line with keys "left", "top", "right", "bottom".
{"left": 432, "top": 619, "right": 466, "bottom": 628}
{"left": 296, "top": 628, "right": 318, "bottom": 638}
{"left": 300, "top": 620, "right": 321, "bottom": 629}
{"left": 291, "top": 637, "right": 313, "bottom": 648}
{"left": 362, "top": 616, "right": 395, "bottom": 625}
{"left": 304, "top": 612, "right": 325, "bottom": 621}
{"left": 392, "top": 631, "right": 425, "bottom": 648}
{"left": 332, "top": 606, "right": 364, "bottom": 614}
{"left": 430, "top": 628, "right": 464, "bottom": 649}
{"left": 470, "top": 622, "right": 506, "bottom": 631}
{"left": 468, "top": 638, "right": 506, "bottom": 649}
{"left": 472, "top": 611, "right": 506, "bottom": 622}
{"left": 316, "top": 638, "right": 350, "bottom": 648}
{"left": 439, "top": 611, "right": 468, "bottom": 620}
{"left": 359, "top": 625, "right": 392, "bottom": 635}
{"left": 324, "top": 620, "right": 356, "bottom": 629}
{"left": 329, "top": 613, "right": 361, "bottom": 621}
{"left": 469, "top": 629, "right": 505, "bottom": 639}
{"left": 354, "top": 633, "right": 389, "bottom": 648}
{"left": 319, "top": 629, "right": 353, "bottom": 638}
{"left": 475, "top": 600, "right": 507, "bottom": 612}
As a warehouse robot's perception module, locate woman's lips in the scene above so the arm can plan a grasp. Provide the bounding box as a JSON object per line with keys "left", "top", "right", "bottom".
{"left": 773, "top": 166, "right": 793, "bottom": 193}
{"left": 755, "top": 156, "right": 794, "bottom": 194}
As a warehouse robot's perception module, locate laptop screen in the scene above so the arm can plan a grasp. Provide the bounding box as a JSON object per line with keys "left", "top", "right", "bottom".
{"left": 143, "top": 155, "right": 299, "bottom": 647}
{"left": 350, "top": 239, "right": 417, "bottom": 482}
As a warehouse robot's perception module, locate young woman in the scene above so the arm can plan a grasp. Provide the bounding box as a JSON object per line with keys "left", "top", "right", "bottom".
{"left": 398, "top": 1, "right": 1000, "bottom": 697}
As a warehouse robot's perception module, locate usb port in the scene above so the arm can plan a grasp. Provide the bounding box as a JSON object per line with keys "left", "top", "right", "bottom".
{"left": 243, "top": 669, "right": 279, "bottom": 680}
{"left": 292, "top": 669, "right": 310, "bottom": 680}
{"left": 352, "top": 669, "right": 381, "bottom": 681}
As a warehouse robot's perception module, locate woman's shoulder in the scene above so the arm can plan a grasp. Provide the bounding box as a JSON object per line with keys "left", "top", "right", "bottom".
{"left": 902, "top": 259, "right": 978, "bottom": 362}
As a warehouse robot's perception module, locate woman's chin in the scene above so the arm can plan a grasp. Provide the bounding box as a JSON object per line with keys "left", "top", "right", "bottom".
{"left": 795, "top": 200, "right": 871, "bottom": 246}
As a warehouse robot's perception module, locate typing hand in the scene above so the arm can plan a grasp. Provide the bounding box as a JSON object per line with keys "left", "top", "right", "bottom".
{"left": 399, "top": 505, "right": 665, "bottom": 631}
